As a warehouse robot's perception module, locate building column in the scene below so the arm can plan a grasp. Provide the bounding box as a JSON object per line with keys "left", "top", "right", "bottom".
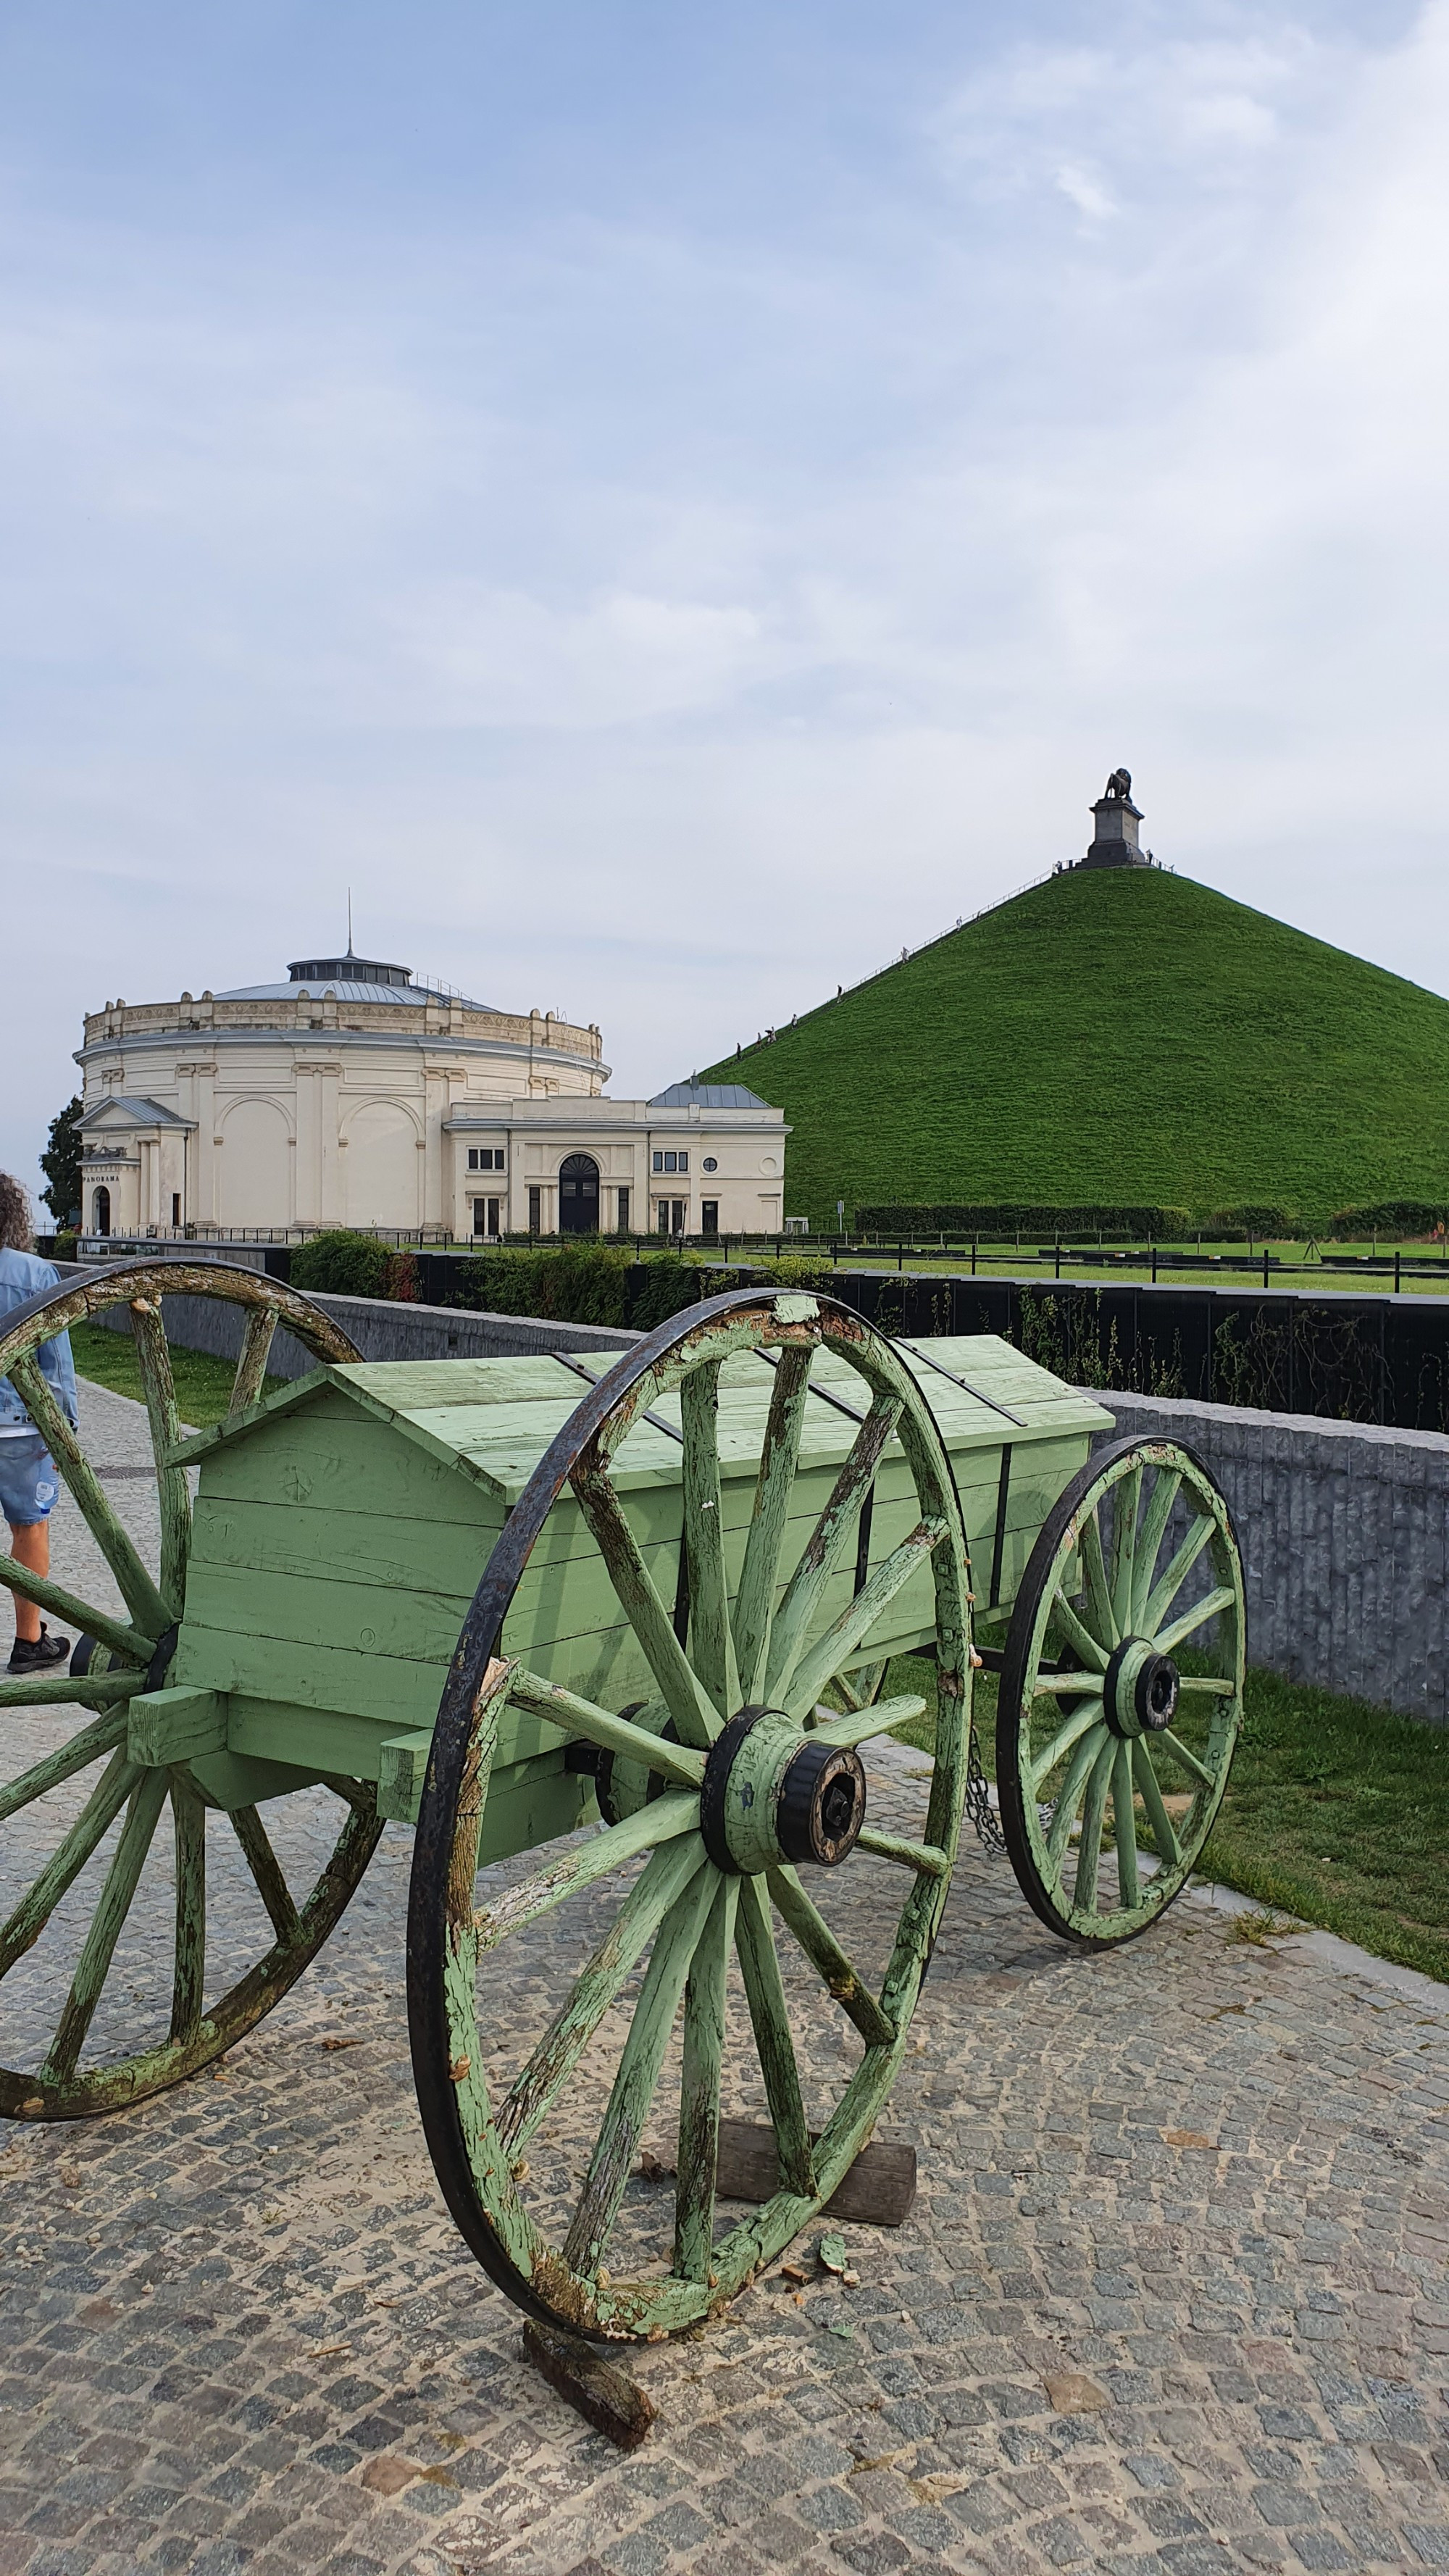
{"left": 422, "top": 1067, "right": 447, "bottom": 1230}
{"left": 179, "top": 1064, "right": 217, "bottom": 1227}
{"left": 294, "top": 1065, "right": 320, "bottom": 1226}
{"left": 320, "top": 1064, "right": 342, "bottom": 1225}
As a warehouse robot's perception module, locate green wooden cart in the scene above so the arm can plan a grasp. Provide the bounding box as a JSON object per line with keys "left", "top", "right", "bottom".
{"left": 0, "top": 1262, "right": 1245, "bottom": 2341}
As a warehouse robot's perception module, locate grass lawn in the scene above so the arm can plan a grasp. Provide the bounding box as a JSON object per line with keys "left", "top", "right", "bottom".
{"left": 68, "top": 1318, "right": 286, "bottom": 1430}
{"left": 877, "top": 1652, "right": 1449, "bottom": 1986}
{"left": 789, "top": 1243, "right": 1449, "bottom": 1297}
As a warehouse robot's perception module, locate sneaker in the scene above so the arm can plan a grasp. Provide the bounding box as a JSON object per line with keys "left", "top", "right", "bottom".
{"left": 8, "top": 1625, "right": 71, "bottom": 1675}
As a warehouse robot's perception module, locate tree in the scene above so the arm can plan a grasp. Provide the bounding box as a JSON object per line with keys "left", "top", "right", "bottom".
{"left": 41, "top": 1095, "right": 83, "bottom": 1225}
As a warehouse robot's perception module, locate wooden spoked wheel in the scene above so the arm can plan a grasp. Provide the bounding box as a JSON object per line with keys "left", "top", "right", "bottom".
{"left": 997, "top": 1438, "right": 1245, "bottom": 1947}
{"left": 0, "top": 1260, "right": 383, "bottom": 2119}
{"left": 409, "top": 1286, "right": 972, "bottom": 2342}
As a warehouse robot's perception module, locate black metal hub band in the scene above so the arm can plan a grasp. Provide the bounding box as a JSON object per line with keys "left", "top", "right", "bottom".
{"left": 1103, "top": 1637, "right": 1180, "bottom": 1738}
{"left": 701, "top": 1706, "right": 868, "bottom": 1872}
{"left": 699, "top": 1706, "right": 773, "bottom": 1873}
{"left": 775, "top": 1738, "right": 867, "bottom": 1867}
{"left": 145, "top": 1623, "right": 180, "bottom": 1696}
{"left": 591, "top": 1703, "right": 681, "bottom": 1826}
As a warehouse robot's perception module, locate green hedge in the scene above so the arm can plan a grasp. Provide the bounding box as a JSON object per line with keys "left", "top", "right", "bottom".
{"left": 452, "top": 1241, "right": 706, "bottom": 1333}
{"left": 1327, "top": 1200, "right": 1449, "bottom": 1239}
{"left": 1203, "top": 1204, "right": 1300, "bottom": 1241}
{"left": 290, "top": 1231, "right": 421, "bottom": 1301}
{"left": 853, "top": 1202, "right": 1195, "bottom": 1240}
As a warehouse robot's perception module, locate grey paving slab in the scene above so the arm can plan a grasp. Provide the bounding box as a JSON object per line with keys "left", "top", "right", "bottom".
{"left": 2, "top": 1388, "right": 1448, "bottom": 2576}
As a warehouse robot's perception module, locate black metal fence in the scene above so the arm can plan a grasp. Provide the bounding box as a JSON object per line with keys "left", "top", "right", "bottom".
{"left": 811, "top": 1269, "right": 1449, "bottom": 1433}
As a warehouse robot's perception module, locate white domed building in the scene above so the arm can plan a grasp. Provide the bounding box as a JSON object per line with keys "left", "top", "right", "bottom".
{"left": 76, "top": 946, "right": 788, "bottom": 1243}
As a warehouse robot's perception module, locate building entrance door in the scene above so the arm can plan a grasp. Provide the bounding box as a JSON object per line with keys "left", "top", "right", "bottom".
{"left": 559, "top": 1154, "right": 601, "bottom": 1235}
{"left": 92, "top": 1186, "right": 111, "bottom": 1235}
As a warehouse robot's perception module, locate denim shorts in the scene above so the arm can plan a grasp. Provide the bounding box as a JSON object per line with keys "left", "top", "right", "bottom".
{"left": 0, "top": 1433, "right": 61, "bottom": 1527}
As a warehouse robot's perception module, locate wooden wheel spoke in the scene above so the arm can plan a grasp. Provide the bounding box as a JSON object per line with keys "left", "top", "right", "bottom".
{"left": 1174, "top": 1674, "right": 1237, "bottom": 1695}
{"left": 41, "top": 1769, "right": 170, "bottom": 2084}
{"left": 475, "top": 1793, "right": 701, "bottom": 1950}
{"left": 1111, "top": 1740, "right": 1139, "bottom": 1909}
{"left": 230, "top": 1309, "right": 279, "bottom": 1417}
{"left": 496, "top": 1838, "right": 704, "bottom": 2154}
{"left": 0, "top": 1669, "right": 143, "bottom": 1714}
{"left": 766, "top": 1865, "right": 894, "bottom": 2048}
{"left": 735, "top": 1875, "right": 814, "bottom": 2197}
{"left": 128, "top": 1299, "right": 191, "bottom": 1614}
{"left": 674, "top": 1875, "right": 738, "bottom": 2282}
{"left": 1139, "top": 1514, "right": 1214, "bottom": 1639}
{"left": 1154, "top": 1728, "right": 1216, "bottom": 1788}
{"left": 1045, "top": 1591, "right": 1108, "bottom": 1675}
{"left": 1072, "top": 1738, "right": 1115, "bottom": 1914}
{"left": 230, "top": 1806, "right": 300, "bottom": 1943}
{"left": 1129, "top": 1469, "right": 1182, "bottom": 1630}
{"left": 854, "top": 1827, "right": 949, "bottom": 1878}
{"left": 170, "top": 1777, "right": 207, "bottom": 2041}
{"left": 680, "top": 1364, "right": 740, "bottom": 1718}
{"left": 781, "top": 1518, "right": 946, "bottom": 1722}
{"left": 1077, "top": 1510, "right": 1117, "bottom": 1650}
{"left": 9, "top": 1354, "right": 170, "bottom": 1641}
{"left": 505, "top": 1669, "right": 706, "bottom": 1790}
{"left": 0, "top": 1750, "right": 141, "bottom": 1977}
{"left": 1155, "top": 1585, "right": 1237, "bottom": 1659}
{"left": 1132, "top": 1738, "right": 1181, "bottom": 1867}
{"left": 763, "top": 1398, "right": 901, "bottom": 1707}
{"left": 1029, "top": 1696, "right": 1106, "bottom": 1795}
{"left": 1045, "top": 1723, "right": 1108, "bottom": 1866}
{"left": 563, "top": 1863, "right": 720, "bottom": 2279}
{"left": 571, "top": 1463, "right": 719, "bottom": 1748}
{"left": 731, "top": 1346, "right": 813, "bottom": 1702}
{"left": 808, "top": 1693, "right": 927, "bottom": 1751}
{"left": 0, "top": 1555, "right": 152, "bottom": 1669}
{"left": 1030, "top": 1670, "right": 1107, "bottom": 1698}
{"left": 1108, "top": 1464, "right": 1142, "bottom": 1637}
{"left": 0, "top": 1708, "right": 132, "bottom": 1824}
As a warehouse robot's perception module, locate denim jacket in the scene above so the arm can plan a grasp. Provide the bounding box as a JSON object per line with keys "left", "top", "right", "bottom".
{"left": 0, "top": 1248, "right": 80, "bottom": 1434}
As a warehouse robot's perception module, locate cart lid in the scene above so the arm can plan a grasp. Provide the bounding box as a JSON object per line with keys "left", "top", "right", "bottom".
{"left": 170, "top": 1335, "right": 1114, "bottom": 1505}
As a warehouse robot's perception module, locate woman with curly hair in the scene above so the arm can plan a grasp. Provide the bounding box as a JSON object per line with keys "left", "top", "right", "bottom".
{"left": 0, "top": 1172, "right": 78, "bottom": 1673}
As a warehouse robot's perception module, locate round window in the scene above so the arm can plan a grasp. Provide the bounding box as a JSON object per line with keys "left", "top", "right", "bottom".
{"left": 703, "top": 1156, "right": 718, "bottom": 1172}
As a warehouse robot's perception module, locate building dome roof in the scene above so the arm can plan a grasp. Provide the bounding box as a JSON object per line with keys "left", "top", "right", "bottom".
{"left": 216, "top": 978, "right": 496, "bottom": 1008}
{"left": 217, "top": 945, "right": 495, "bottom": 1009}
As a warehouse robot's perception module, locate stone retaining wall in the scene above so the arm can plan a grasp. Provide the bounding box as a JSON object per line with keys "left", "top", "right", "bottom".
{"left": 1095, "top": 1392, "right": 1449, "bottom": 1727}
{"left": 100, "top": 1283, "right": 638, "bottom": 1375}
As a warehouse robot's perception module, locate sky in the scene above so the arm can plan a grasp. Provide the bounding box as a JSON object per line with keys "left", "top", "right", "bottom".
{"left": 2, "top": 0, "right": 1446, "bottom": 1196}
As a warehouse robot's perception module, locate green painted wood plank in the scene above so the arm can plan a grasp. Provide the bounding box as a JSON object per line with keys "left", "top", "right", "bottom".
{"left": 195, "top": 1415, "right": 508, "bottom": 1522}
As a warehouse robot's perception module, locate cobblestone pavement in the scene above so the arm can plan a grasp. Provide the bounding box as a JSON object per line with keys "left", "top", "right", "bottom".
{"left": 3, "top": 1386, "right": 1449, "bottom": 2576}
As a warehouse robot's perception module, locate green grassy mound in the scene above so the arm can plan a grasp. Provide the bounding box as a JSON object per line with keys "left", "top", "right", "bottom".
{"left": 703, "top": 867, "right": 1449, "bottom": 1228}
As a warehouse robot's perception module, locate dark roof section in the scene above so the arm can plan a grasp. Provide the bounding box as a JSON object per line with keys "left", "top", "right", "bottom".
{"left": 288, "top": 948, "right": 412, "bottom": 988}
{"left": 80, "top": 1095, "right": 195, "bottom": 1130}
{"left": 647, "top": 1081, "right": 774, "bottom": 1111}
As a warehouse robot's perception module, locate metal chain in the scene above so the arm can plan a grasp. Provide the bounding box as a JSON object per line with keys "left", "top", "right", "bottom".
{"left": 964, "top": 1713, "right": 1006, "bottom": 1852}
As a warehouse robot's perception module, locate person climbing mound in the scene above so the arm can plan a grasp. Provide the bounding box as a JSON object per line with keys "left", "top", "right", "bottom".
{"left": 0, "top": 1172, "right": 78, "bottom": 1674}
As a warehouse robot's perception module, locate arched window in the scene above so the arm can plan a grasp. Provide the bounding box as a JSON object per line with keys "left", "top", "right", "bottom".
{"left": 92, "top": 1185, "right": 111, "bottom": 1235}
{"left": 558, "top": 1153, "right": 600, "bottom": 1235}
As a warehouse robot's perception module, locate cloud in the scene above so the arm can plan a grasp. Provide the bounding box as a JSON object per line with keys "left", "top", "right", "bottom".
{"left": 1, "top": 2, "right": 1448, "bottom": 1183}
{"left": 389, "top": 584, "right": 764, "bottom": 728}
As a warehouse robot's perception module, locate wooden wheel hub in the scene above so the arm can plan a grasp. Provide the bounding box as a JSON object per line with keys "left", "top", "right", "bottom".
{"left": 699, "top": 1706, "right": 867, "bottom": 1875}
{"left": 1102, "top": 1637, "right": 1180, "bottom": 1738}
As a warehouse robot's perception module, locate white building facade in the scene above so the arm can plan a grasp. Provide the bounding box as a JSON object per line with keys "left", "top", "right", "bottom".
{"left": 75, "top": 949, "right": 788, "bottom": 1242}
